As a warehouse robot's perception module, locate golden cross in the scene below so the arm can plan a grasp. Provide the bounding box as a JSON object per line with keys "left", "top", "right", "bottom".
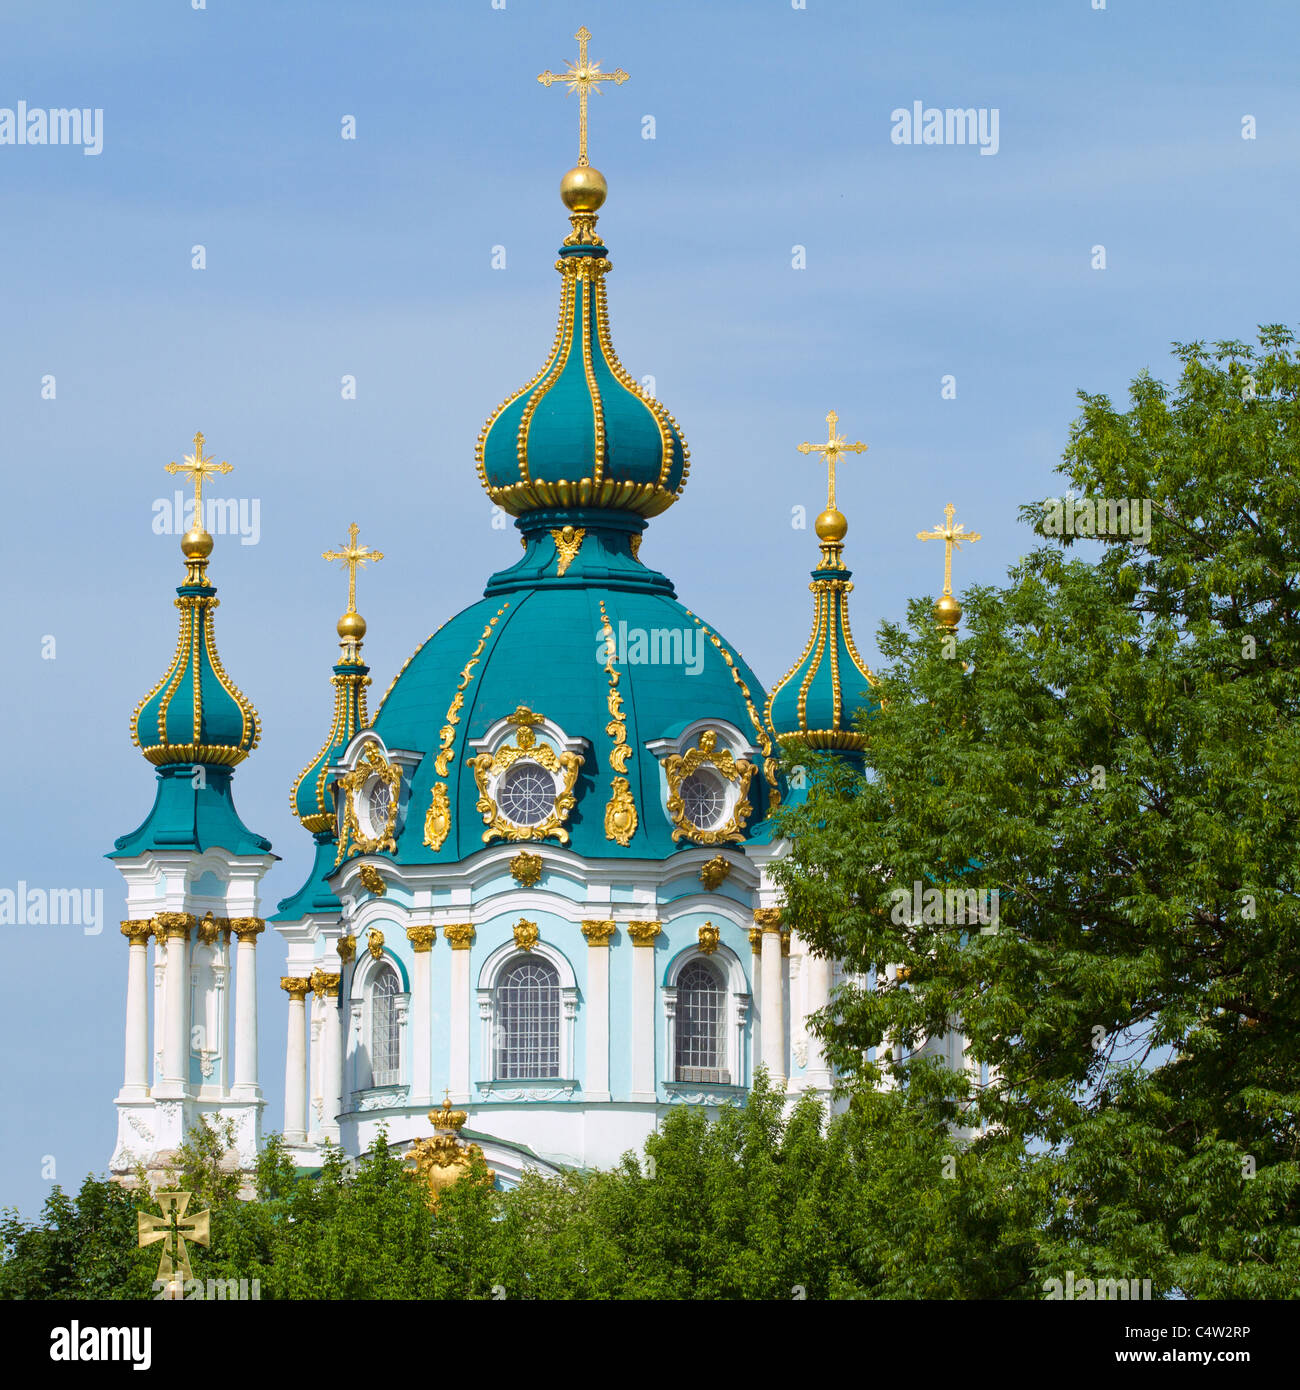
{"left": 538, "top": 26, "right": 629, "bottom": 167}
{"left": 164, "top": 431, "right": 232, "bottom": 532}
{"left": 137, "top": 1190, "right": 210, "bottom": 1284}
{"left": 796, "top": 410, "right": 868, "bottom": 511}
{"left": 917, "top": 502, "right": 981, "bottom": 597}
{"left": 323, "top": 522, "right": 384, "bottom": 614}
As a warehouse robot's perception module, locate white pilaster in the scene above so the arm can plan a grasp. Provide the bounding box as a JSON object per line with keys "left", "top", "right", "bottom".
{"left": 757, "top": 911, "right": 786, "bottom": 1089}
{"left": 119, "top": 921, "right": 152, "bottom": 1099}
{"left": 628, "top": 920, "right": 660, "bottom": 1101}
{"left": 445, "top": 924, "right": 474, "bottom": 1102}
{"left": 581, "top": 920, "right": 614, "bottom": 1102}
{"left": 231, "top": 918, "right": 263, "bottom": 1097}
{"left": 407, "top": 925, "right": 436, "bottom": 1106}
{"left": 803, "top": 947, "right": 833, "bottom": 1091}
{"left": 316, "top": 969, "right": 343, "bottom": 1140}
{"left": 158, "top": 913, "right": 193, "bottom": 1094}
{"left": 281, "top": 976, "right": 310, "bottom": 1146}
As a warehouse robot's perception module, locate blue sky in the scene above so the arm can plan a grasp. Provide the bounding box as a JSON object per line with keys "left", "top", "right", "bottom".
{"left": 2, "top": 0, "right": 1297, "bottom": 1215}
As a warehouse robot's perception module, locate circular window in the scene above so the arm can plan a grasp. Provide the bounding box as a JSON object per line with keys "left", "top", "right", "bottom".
{"left": 362, "top": 777, "right": 393, "bottom": 837}
{"left": 498, "top": 762, "right": 555, "bottom": 827}
{"left": 680, "top": 768, "right": 728, "bottom": 830}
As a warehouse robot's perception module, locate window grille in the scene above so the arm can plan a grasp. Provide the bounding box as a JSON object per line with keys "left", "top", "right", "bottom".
{"left": 370, "top": 965, "right": 402, "bottom": 1086}
{"left": 676, "top": 960, "right": 728, "bottom": 1083}
{"left": 496, "top": 956, "right": 561, "bottom": 1078}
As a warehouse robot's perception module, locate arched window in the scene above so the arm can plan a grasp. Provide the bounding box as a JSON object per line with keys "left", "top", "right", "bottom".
{"left": 495, "top": 956, "right": 560, "bottom": 1079}
{"left": 676, "top": 959, "right": 727, "bottom": 1082}
{"left": 370, "top": 964, "right": 401, "bottom": 1087}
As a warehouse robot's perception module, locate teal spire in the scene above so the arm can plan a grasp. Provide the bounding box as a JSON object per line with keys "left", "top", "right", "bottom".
{"left": 476, "top": 167, "right": 689, "bottom": 521}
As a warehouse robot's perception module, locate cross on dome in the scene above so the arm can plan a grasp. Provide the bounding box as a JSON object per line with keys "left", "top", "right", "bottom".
{"left": 537, "top": 26, "right": 629, "bottom": 168}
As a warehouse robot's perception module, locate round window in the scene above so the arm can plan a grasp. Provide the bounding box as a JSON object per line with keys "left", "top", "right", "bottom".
{"left": 680, "top": 768, "right": 728, "bottom": 830}
{"left": 498, "top": 762, "right": 555, "bottom": 827}
{"left": 362, "top": 777, "right": 393, "bottom": 837}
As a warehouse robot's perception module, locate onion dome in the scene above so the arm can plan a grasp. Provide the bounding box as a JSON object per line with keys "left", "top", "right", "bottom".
{"left": 476, "top": 166, "right": 689, "bottom": 518}
{"left": 130, "top": 433, "right": 260, "bottom": 768}
{"left": 768, "top": 411, "right": 878, "bottom": 751}
{"left": 289, "top": 524, "right": 380, "bottom": 831}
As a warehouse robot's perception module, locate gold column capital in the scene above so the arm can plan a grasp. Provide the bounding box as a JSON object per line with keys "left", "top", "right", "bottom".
{"left": 749, "top": 926, "right": 763, "bottom": 953}
{"left": 627, "top": 920, "right": 661, "bottom": 948}
{"left": 153, "top": 912, "right": 196, "bottom": 940}
{"left": 444, "top": 923, "right": 475, "bottom": 951}
{"left": 120, "top": 919, "right": 153, "bottom": 944}
{"left": 196, "top": 911, "right": 230, "bottom": 946}
{"left": 280, "top": 976, "right": 312, "bottom": 1000}
{"left": 581, "top": 919, "right": 616, "bottom": 946}
{"left": 336, "top": 934, "right": 357, "bottom": 964}
{"left": 229, "top": 917, "right": 265, "bottom": 941}
{"left": 406, "top": 925, "right": 437, "bottom": 954}
{"left": 753, "top": 907, "right": 783, "bottom": 931}
{"left": 310, "top": 968, "right": 341, "bottom": 999}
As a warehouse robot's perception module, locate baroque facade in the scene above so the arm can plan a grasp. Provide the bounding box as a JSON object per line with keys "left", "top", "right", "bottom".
{"left": 108, "top": 31, "right": 973, "bottom": 1186}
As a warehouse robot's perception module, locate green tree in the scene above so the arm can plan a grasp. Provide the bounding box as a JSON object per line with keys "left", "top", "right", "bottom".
{"left": 774, "top": 327, "right": 1300, "bottom": 1297}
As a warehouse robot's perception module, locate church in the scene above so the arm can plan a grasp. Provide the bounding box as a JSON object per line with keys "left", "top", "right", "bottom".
{"left": 106, "top": 29, "right": 975, "bottom": 1188}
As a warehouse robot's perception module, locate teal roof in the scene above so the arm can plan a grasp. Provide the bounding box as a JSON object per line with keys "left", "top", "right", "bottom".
{"left": 290, "top": 658, "right": 370, "bottom": 831}
{"left": 368, "top": 510, "right": 780, "bottom": 865}
{"left": 130, "top": 577, "right": 260, "bottom": 768}
{"left": 109, "top": 765, "right": 272, "bottom": 860}
{"left": 477, "top": 239, "right": 689, "bottom": 519}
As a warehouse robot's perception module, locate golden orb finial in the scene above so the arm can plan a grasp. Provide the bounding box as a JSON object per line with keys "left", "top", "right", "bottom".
{"left": 815, "top": 507, "right": 848, "bottom": 542}
{"left": 933, "top": 593, "right": 963, "bottom": 631}
{"left": 337, "top": 610, "right": 366, "bottom": 642}
{"left": 560, "top": 164, "right": 607, "bottom": 212}
{"left": 180, "top": 525, "right": 213, "bottom": 560}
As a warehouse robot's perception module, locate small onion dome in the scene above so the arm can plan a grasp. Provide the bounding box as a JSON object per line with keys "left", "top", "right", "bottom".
{"left": 476, "top": 168, "right": 689, "bottom": 519}
{"left": 289, "top": 611, "right": 372, "bottom": 833}
{"left": 130, "top": 527, "right": 260, "bottom": 768}
{"left": 767, "top": 510, "right": 878, "bottom": 752}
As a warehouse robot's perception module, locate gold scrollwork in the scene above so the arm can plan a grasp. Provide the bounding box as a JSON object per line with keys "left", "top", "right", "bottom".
{"left": 366, "top": 928, "right": 385, "bottom": 961}
{"left": 510, "top": 851, "right": 544, "bottom": 886}
{"left": 698, "top": 922, "right": 720, "bottom": 955}
{"left": 406, "top": 925, "right": 437, "bottom": 953}
{"left": 604, "top": 776, "right": 637, "bottom": 847}
{"left": 337, "top": 935, "right": 357, "bottom": 964}
{"left": 599, "top": 599, "right": 637, "bottom": 845}
{"left": 336, "top": 742, "right": 401, "bottom": 863}
{"left": 581, "top": 919, "right": 616, "bottom": 946}
{"left": 513, "top": 919, "right": 539, "bottom": 952}
{"left": 357, "top": 863, "right": 386, "bottom": 897}
{"left": 424, "top": 782, "right": 451, "bottom": 851}
{"left": 550, "top": 525, "right": 586, "bottom": 576}
{"left": 627, "top": 920, "right": 661, "bottom": 948}
{"left": 472, "top": 708, "right": 583, "bottom": 845}
{"left": 434, "top": 608, "right": 509, "bottom": 778}
{"left": 699, "top": 855, "right": 731, "bottom": 891}
{"left": 444, "top": 923, "right": 475, "bottom": 950}
{"left": 664, "top": 730, "right": 754, "bottom": 845}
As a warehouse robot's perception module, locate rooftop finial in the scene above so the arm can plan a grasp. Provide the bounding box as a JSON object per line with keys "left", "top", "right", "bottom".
{"left": 917, "top": 502, "right": 981, "bottom": 631}
{"left": 323, "top": 522, "right": 384, "bottom": 661}
{"left": 539, "top": 27, "right": 628, "bottom": 242}
{"left": 164, "top": 431, "right": 232, "bottom": 583}
{"left": 796, "top": 410, "right": 868, "bottom": 565}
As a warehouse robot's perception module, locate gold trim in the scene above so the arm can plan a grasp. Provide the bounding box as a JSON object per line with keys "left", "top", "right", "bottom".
{"left": 444, "top": 923, "right": 475, "bottom": 951}
{"left": 604, "top": 776, "right": 637, "bottom": 847}
{"left": 749, "top": 927, "right": 763, "bottom": 953}
{"left": 406, "top": 925, "right": 437, "bottom": 954}
{"left": 581, "top": 919, "right": 616, "bottom": 946}
{"left": 472, "top": 708, "right": 584, "bottom": 845}
{"left": 366, "top": 928, "right": 385, "bottom": 961}
{"left": 664, "top": 730, "right": 754, "bottom": 845}
{"left": 424, "top": 782, "right": 451, "bottom": 851}
{"left": 336, "top": 935, "right": 357, "bottom": 964}
{"left": 699, "top": 855, "right": 731, "bottom": 891}
{"left": 550, "top": 525, "right": 586, "bottom": 576}
{"left": 627, "top": 920, "right": 661, "bottom": 948}
{"left": 336, "top": 741, "right": 402, "bottom": 863}
{"left": 434, "top": 606, "right": 510, "bottom": 778}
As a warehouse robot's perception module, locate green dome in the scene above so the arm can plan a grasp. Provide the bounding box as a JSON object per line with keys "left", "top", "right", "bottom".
{"left": 477, "top": 239, "right": 689, "bottom": 519}
{"left": 368, "top": 512, "right": 779, "bottom": 864}
{"left": 290, "top": 658, "right": 370, "bottom": 831}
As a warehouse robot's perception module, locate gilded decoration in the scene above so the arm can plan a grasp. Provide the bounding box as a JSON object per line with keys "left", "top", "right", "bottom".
{"left": 195, "top": 912, "right": 225, "bottom": 947}
{"left": 424, "top": 782, "right": 451, "bottom": 852}
{"left": 699, "top": 855, "right": 731, "bottom": 891}
{"left": 629, "top": 533, "right": 641, "bottom": 560}
{"left": 918, "top": 502, "right": 981, "bottom": 633}
{"left": 510, "top": 851, "right": 544, "bottom": 886}
{"left": 154, "top": 912, "right": 196, "bottom": 941}
{"left": 357, "top": 863, "right": 387, "bottom": 897}
{"left": 698, "top": 922, "right": 720, "bottom": 955}
{"left": 336, "top": 741, "right": 401, "bottom": 864}
{"left": 120, "top": 919, "right": 154, "bottom": 945}
{"left": 336, "top": 935, "right": 357, "bottom": 964}
{"left": 753, "top": 908, "right": 783, "bottom": 931}
{"left": 748, "top": 927, "right": 763, "bottom": 953}
{"left": 434, "top": 606, "right": 509, "bottom": 778}
{"left": 781, "top": 930, "right": 791, "bottom": 957}
{"left": 280, "top": 976, "right": 312, "bottom": 1000}
{"left": 664, "top": 730, "right": 754, "bottom": 845}
{"left": 627, "top": 920, "right": 661, "bottom": 948}
{"left": 550, "top": 525, "right": 586, "bottom": 576}
{"left": 581, "top": 919, "right": 616, "bottom": 946}
{"left": 229, "top": 917, "right": 265, "bottom": 941}
{"left": 472, "top": 707, "right": 583, "bottom": 845}
{"left": 310, "top": 969, "right": 341, "bottom": 999}
{"left": 444, "top": 923, "right": 475, "bottom": 951}
{"left": 513, "top": 919, "right": 540, "bottom": 952}
{"left": 407, "top": 1096, "right": 495, "bottom": 1210}
{"left": 406, "top": 925, "right": 437, "bottom": 953}
{"left": 367, "top": 928, "right": 385, "bottom": 961}
{"left": 598, "top": 598, "right": 637, "bottom": 846}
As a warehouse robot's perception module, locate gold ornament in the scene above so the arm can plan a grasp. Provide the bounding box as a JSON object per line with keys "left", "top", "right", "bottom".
{"left": 229, "top": 917, "right": 265, "bottom": 941}
{"left": 280, "top": 976, "right": 312, "bottom": 1000}
{"left": 366, "top": 928, "right": 385, "bottom": 961}
{"left": 120, "top": 919, "right": 153, "bottom": 944}
{"left": 699, "top": 855, "right": 732, "bottom": 891}
{"left": 537, "top": 26, "right": 629, "bottom": 170}
{"left": 513, "top": 919, "right": 540, "bottom": 952}
{"left": 406, "top": 1095, "right": 496, "bottom": 1210}
{"left": 357, "top": 863, "right": 387, "bottom": 896}
{"left": 510, "top": 851, "right": 544, "bottom": 886}
{"left": 581, "top": 919, "right": 616, "bottom": 946}
{"left": 550, "top": 525, "right": 586, "bottom": 576}
{"left": 322, "top": 521, "right": 383, "bottom": 663}
{"left": 195, "top": 911, "right": 225, "bottom": 947}
{"left": 444, "top": 923, "right": 475, "bottom": 951}
{"left": 336, "top": 935, "right": 356, "bottom": 964}
{"left": 473, "top": 707, "right": 583, "bottom": 845}
{"left": 434, "top": 607, "right": 509, "bottom": 777}
{"left": 753, "top": 907, "right": 783, "bottom": 931}
{"left": 138, "top": 1191, "right": 210, "bottom": 1286}
{"left": 406, "top": 925, "right": 437, "bottom": 954}
{"left": 749, "top": 927, "right": 763, "bottom": 953}
{"left": 627, "top": 920, "right": 661, "bottom": 948}
{"left": 153, "top": 912, "right": 195, "bottom": 941}
{"left": 336, "top": 741, "right": 402, "bottom": 863}
{"left": 310, "top": 969, "right": 341, "bottom": 998}
{"left": 796, "top": 409, "right": 868, "bottom": 567}
{"left": 664, "top": 730, "right": 754, "bottom": 845}
{"left": 604, "top": 776, "right": 638, "bottom": 847}
{"left": 698, "top": 922, "right": 720, "bottom": 955}
{"left": 424, "top": 782, "right": 451, "bottom": 851}
{"left": 629, "top": 533, "right": 642, "bottom": 560}
{"left": 918, "top": 502, "right": 981, "bottom": 632}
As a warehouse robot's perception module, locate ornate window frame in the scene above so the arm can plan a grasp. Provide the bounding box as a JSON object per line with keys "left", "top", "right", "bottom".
{"left": 663, "top": 939, "right": 750, "bottom": 1089}
{"left": 347, "top": 947, "right": 409, "bottom": 1099}
{"left": 475, "top": 936, "right": 578, "bottom": 1085}
{"left": 650, "top": 723, "right": 757, "bottom": 845}
{"left": 336, "top": 737, "right": 403, "bottom": 861}
{"left": 468, "top": 706, "right": 587, "bottom": 846}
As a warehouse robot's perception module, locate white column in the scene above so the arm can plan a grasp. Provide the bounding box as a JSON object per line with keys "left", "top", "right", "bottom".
{"left": 757, "top": 911, "right": 786, "bottom": 1089}
{"left": 628, "top": 920, "right": 660, "bottom": 1101}
{"left": 581, "top": 920, "right": 613, "bottom": 1101}
{"left": 445, "top": 924, "right": 474, "bottom": 1101}
{"left": 281, "top": 977, "right": 310, "bottom": 1145}
{"left": 407, "top": 926, "right": 436, "bottom": 1105}
{"left": 316, "top": 970, "right": 343, "bottom": 1138}
{"left": 214, "top": 927, "right": 231, "bottom": 1093}
{"left": 120, "top": 921, "right": 152, "bottom": 1097}
{"left": 231, "top": 918, "right": 264, "bottom": 1097}
{"left": 158, "top": 913, "right": 194, "bottom": 1092}
{"left": 804, "top": 948, "right": 833, "bottom": 1091}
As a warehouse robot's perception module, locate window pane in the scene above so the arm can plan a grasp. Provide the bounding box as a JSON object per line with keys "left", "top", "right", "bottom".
{"left": 676, "top": 960, "right": 727, "bottom": 1082}
{"left": 496, "top": 957, "right": 561, "bottom": 1078}
{"left": 371, "top": 966, "right": 401, "bottom": 1087}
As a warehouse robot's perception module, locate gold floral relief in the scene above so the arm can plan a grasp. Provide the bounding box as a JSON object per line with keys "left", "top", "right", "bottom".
{"left": 335, "top": 741, "right": 401, "bottom": 863}
{"left": 424, "top": 782, "right": 451, "bottom": 851}
{"left": 473, "top": 710, "right": 584, "bottom": 845}
{"left": 664, "top": 730, "right": 754, "bottom": 845}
